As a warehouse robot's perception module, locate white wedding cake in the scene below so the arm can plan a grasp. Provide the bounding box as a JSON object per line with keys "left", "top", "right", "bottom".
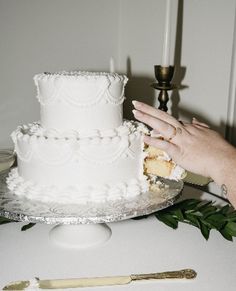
{"left": 7, "top": 71, "right": 150, "bottom": 204}
{"left": 7, "top": 71, "right": 185, "bottom": 204}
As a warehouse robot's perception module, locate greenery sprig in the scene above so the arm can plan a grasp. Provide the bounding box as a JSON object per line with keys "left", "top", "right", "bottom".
{"left": 133, "top": 199, "right": 236, "bottom": 241}
{"left": 154, "top": 199, "right": 236, "bottom": 241}
{"left": 0, "top": 216, "right": 35, "bottom": 231}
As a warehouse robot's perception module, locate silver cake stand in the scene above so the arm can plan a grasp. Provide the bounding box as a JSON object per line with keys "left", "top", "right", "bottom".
{"left": 0, "top": 169, "right": 183, "bottom": 249}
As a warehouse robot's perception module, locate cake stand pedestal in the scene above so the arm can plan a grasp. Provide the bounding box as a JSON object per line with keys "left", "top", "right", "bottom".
{"left": 0, "top": 169, "right": 183, "bottom": 249}
{"left": 49, "top": 224, "right": 112, "bottom": 249}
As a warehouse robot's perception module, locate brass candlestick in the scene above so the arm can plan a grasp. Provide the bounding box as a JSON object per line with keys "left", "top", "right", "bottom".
{"left": 151, "top": 65, "right": 176, "bottom": 112}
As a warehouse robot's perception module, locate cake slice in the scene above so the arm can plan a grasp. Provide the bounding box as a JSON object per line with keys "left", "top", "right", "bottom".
{"left": 144, "top": 145, "right": 186, "bottom": 180}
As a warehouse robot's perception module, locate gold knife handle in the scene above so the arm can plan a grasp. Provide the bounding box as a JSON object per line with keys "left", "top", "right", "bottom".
{"left": 131, "top": 269, "right": 197, "bottom": 281}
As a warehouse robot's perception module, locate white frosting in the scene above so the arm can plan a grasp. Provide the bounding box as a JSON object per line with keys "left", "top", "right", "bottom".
{"left": 12, "top": 120, "right": 147, "bottom": 140}
{"left": 7, "top": 168, "right": 148, "bottom": 204}
{"left": 24, "top": 278, "right": 40, "bottom": 290}
{"left": 34, "top": 71, "right": 128, "bottom": 132}
{"left": 10, "top": 120, "right": 149, "bottom": 203}
{"left": 11, "top": 121, "right": 146, "bottom": 165}
{"left": 168, "top": 165, "right": 186, "bottom": 180}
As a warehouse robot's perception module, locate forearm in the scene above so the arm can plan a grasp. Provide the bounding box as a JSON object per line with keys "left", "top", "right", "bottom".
{"left": 210, "top": 145, "right": 236, "bottom": 208}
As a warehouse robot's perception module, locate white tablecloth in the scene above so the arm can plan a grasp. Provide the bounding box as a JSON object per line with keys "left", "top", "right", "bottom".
{"left": 0, "top": 185, "right": 236, "bottom": 290}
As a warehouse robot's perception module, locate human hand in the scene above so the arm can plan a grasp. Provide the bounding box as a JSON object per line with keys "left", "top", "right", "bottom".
{"left": 132, "top": 100, "right": 236, "bottom": 181}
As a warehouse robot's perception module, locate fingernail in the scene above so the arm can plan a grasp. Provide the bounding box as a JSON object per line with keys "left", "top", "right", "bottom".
{"left": 132, "top": 100, "right": 141, "bottom": 108}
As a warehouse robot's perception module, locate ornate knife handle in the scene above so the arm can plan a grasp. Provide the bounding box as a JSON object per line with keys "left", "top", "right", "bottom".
{"left": 131, "top": 269, "right": 197, "bottom": 281}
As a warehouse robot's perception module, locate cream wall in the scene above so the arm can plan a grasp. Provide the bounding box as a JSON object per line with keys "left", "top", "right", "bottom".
{"left": 0, "top": 0, "right": 120, "bottom": 147}
{"left": 0, "top": 0, "right": 236, "bottom": 148}
{"left": 118, "top": 0, "right": 236, "bottom": 136}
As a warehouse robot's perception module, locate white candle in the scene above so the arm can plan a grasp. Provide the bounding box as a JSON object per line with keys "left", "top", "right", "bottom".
{"left": 109, "top": 57, "right": 115, "bottom": 73}
{"left": 162, "top": 0, "right": 171, "bottom": 67}
{"left": 161, "top": 0, "right": 178, "bottom": 67}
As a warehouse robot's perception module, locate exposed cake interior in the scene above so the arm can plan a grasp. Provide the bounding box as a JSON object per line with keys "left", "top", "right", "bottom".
{"left": 144, "top": 144, "right": 186, "bottom": 181}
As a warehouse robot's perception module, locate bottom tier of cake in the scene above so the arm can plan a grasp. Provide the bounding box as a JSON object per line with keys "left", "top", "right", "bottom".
{"left": 7, "top": 121, "right": 150, "bottom": 204}
{"left": 7, "top": 121, "right": 186, "bottom": 204}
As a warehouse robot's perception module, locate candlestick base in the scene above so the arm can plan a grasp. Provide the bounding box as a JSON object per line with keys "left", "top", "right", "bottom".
{"left": 151, "top": 65, "right": 176, "bottom": 112}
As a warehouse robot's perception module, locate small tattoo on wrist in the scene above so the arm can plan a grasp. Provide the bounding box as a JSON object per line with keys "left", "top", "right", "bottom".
{"left": 221, "top": 184, "right": 228, "bottom": 197}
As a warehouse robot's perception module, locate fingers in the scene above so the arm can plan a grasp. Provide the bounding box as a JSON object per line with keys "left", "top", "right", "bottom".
{"left": 132, "top": 100, "right": 181, "bottom": 127}
{"left": 133, "top": 109, "right": 176, "bottom": 140}
{"left": 192, "top": 117, "right": 210, "bottom": 128}
{"left": 144, "top": 135, "right": 180, "bottom": 159}
{"left": 151, "top": 129, "right": 161, "bottom": 136}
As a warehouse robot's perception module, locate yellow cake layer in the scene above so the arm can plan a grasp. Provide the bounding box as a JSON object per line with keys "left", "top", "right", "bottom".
{"left": 144, "top": 158, "right": 175, "bottom": 177}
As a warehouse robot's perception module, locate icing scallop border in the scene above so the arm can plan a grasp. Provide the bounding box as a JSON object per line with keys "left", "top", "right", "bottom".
{"left": 34, "top": 71, "right": 128, "bottom": 107}
{"left": 11, "top": 121, "right": 148, "bottom": 166}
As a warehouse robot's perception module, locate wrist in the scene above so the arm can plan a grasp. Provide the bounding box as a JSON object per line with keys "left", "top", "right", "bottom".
{"left": 210, "top": 145, "right": 236, "bottom": 186}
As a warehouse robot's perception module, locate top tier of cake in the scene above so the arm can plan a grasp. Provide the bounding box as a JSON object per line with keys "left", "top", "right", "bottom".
{"left": 34, "top": 71, "right": 128, "bottom": 132}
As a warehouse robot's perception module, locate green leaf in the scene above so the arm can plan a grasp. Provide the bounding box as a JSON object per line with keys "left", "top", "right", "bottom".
{"left": 184, "top": 213, "right": 200, "bottom": 228}
{"left": 155, "top": 213, "right": 178, "bottom": 229}
{"left": 224, "top": 222, "right": 236, "bottom": 236}
{"left": 199, "top": 221, "right": 210, "bottom": 240}
{"left": 226, "top": 210, "right": 236, "bottom": 221}
{"left": 205, "top": 213, "right": 226, "bottom": 229}
{"left": 220, "top": 228, "right": 233, "bottom": 241}
{"left": 197, "top": 201, "right": 214, "bottom": 212}
{"left": 0, "top": 216, "right": 15, "bottom": 225}
{"left": 171, "top": 208, "right": 184, "bottom": 221}
{"left": 202, "top": 206, "right": 219, "bottom": 219}
{"left": 220, "top": 204, "right": 231, "bottom": 215}
{"left": 21, "top": 223, "right": 36, "bottom": 231}
{"left": 190, "top": 211, "right": 203, "bottom": 217}
{"left": 175, "top": 199, "right": 201, "bottom": 210}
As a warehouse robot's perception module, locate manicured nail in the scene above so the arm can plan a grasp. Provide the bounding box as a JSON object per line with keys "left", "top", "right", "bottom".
{"left": 132, "top": 100, "right": 141, "bottom": 108}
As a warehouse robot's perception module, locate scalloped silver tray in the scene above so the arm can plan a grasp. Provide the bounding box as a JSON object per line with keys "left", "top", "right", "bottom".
{"left": 0, "top": 169, "right": 183, "bottom": 225}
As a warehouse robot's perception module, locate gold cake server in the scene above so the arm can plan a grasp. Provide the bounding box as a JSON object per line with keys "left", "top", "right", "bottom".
{"left": 3, "top": 269, "right": 197, "bottom": 290}
{"left": 183, "top": 170, "right": 212, "bottom": 186}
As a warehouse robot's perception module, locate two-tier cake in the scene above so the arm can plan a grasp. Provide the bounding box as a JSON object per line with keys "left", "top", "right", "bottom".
{"left": 7, "top": 71, "right": 185, "bottom": 204}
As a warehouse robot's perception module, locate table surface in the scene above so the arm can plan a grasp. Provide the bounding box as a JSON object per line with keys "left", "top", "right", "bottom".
{"left": 0, "top": 185, "right": 236, "bottom": 291}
